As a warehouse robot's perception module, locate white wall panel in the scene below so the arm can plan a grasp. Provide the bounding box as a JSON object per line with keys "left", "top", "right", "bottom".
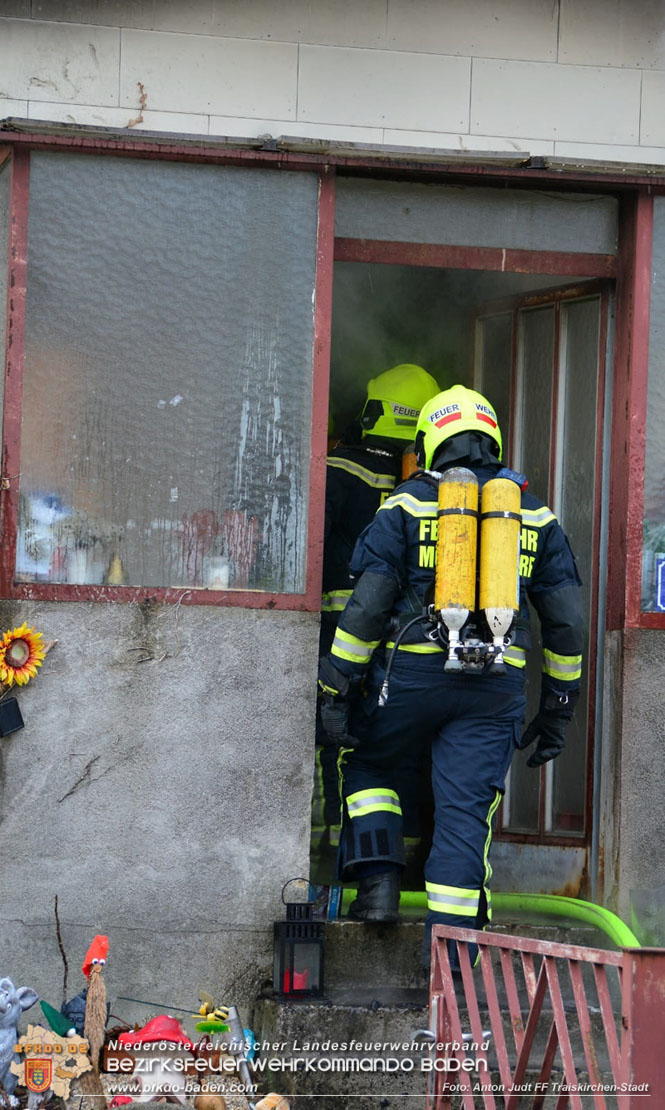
{"left": 298, "top": 45, "right": 470, "bottom": 131}
{"left": 0, "top": 97, "right": 29, "bottom": 118}
{"left": 0, "top": 0, "right": 29, "bottom": 14}
{"left": 386, "top": 0, "right": 557, "bottom": 61}
{"left": 0, "top": 17, "right": 120, "bottom": 105}
{"left": 32, "top": 0, "right": 215, "bottom": 33}
{"left": 560, "top": 0, "right": 665, "bottom": 69}
{"left": 208, "top": 0, "right": 388, "bottom": 48}
{"left": 119, "top": 28, "right": 297, "bottom": 119}
{"left": 641, "top": 71, "right": 665, "bottom": 147}
{"left": 472, "top": 58, "right": 641, "bottom": 144}
{"left": 30, "top": 0, "right": 389, "bottom": 47}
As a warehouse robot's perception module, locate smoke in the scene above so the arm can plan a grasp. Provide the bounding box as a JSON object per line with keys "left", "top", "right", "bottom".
{"left": 329, "top": 262, "right": 586, "bottom": 434}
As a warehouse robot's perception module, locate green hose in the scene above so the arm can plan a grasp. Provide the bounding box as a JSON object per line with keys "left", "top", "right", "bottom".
{"left": 339, "top": 888, "right": 640, "bottom": 948}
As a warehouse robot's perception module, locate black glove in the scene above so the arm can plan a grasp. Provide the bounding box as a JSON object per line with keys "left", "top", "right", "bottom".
{"left": 318, "top": 656, "right": 361, "bottom": 749}
{"left": 320, "top": 697, "right": 360, "bottom": 749}
{"left": 517, "top": 688, "right": 579, "bottom": 768}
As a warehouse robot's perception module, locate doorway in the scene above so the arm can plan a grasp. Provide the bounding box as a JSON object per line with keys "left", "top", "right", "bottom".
{"left": 312, "top": 260, "right": 609, "bottom": 898}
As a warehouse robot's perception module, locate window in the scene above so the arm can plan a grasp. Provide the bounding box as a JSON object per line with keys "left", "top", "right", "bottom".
{"left": 13, "top": 153, "right": 320, "bottom": 597}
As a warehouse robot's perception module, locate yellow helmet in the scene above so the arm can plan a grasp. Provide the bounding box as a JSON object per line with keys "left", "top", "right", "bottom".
{"left": 360, "top": 364, "right": 440, "bottom": 442}
{"left": 415, "top": 384, "right": 502, "bottom": 468}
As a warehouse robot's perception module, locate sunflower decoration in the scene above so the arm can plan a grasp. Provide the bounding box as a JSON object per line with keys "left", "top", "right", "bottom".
{"left": 0, "top": 623, "right": 46, "bottom": 687}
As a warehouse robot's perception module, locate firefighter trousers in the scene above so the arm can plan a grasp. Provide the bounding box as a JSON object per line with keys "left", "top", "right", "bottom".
{"left": 316, "top": 618, "right": 432, "bottom": 855}
{"left": 339, "top": 653, "right": 526, "bottom": 938}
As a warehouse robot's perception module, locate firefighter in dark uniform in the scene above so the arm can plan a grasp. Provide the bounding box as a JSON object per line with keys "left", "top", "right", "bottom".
{"left": 313, "top": 364, "right": 440, "bottom": 863}
{"left": 318, "top": 385, "right": 584, "bottom": 963}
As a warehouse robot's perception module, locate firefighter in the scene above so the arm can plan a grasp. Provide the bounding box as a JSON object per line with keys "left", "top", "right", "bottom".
{"left": 318, "top": 384, "right": 584, "bottom": 966}
{"left": 314, "top": 364, "right": 440, "bottom": 864}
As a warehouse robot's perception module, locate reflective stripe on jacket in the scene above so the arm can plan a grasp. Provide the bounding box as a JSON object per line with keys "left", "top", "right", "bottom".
{"left": 330, "top": 463, "right": 584, "bottom": 693}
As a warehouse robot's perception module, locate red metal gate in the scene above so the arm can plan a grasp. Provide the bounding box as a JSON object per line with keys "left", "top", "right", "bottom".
{"left": 427, "top": 924, "right": 665, "bottom": 1108}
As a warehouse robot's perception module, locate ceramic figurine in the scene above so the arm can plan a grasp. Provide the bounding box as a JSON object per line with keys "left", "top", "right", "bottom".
{"left": 0, "top": 978, "right": 39, "bottom": 1098}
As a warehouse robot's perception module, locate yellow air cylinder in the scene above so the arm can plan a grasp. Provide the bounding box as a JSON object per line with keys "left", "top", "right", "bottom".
{"left": 401, "top": 442, "right": 418, "bottom": 481}
{"left": 434, "top": 467, "right": 479, "bottom": 671}
{"left": 479, "top": 477, "right": 521, "bottom": 666}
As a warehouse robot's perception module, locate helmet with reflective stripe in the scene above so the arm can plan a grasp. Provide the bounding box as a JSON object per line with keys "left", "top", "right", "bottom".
{"left": 416, "top": 384, "right": 502, "bottom": 467}
{"left": 361, "top": 364, "right": 440, "bottom": 443}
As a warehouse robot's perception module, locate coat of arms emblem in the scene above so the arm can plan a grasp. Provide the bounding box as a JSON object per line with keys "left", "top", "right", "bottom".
{"left": 25, "top": 1058, "right": 53, "bottom": 1093}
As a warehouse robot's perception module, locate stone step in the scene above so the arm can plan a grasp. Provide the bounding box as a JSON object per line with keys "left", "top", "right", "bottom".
{"left": 252, "top": 992, "right": 429, "bottom": 1109}
{"left": 252, "top": 917, "right": 623, "bottom": 1108}
{"left": 90, "top": 920, "right": 623, "bottom": 1110}
{"left": 324, "top": 916, "right": 617, "bottom": 990}
{"left": 325, "top": 920, "right": 426, "bottom": 989}
{"left": 251, "top": 986, "right": 620, "bottom": 1110}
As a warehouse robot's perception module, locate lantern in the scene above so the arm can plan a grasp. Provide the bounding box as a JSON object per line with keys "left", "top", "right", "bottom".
{"left": 0, "top": 697, "right": 24, "bottom": 737}
{"left": 273, "top": 879, "right": 325, "bottom": 998}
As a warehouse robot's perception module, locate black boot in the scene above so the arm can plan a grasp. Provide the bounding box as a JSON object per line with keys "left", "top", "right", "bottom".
{"left": 348, "top": 871, "right": 400, "bottom": 923}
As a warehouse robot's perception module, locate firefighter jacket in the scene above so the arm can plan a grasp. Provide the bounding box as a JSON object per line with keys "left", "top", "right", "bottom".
{"left": 328, "top": 462, "right": 584, "bottom": 696}
{"left": 322, "top": 443, "right": 402, "bottom": 616}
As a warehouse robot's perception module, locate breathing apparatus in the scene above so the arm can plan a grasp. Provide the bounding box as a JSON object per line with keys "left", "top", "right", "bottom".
{"left": 379, "top": 386, "right": 525, "bottom": 704}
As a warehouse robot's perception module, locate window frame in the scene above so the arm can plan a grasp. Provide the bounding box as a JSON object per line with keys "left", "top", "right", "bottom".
{"left": 0, "top": 144, "right": 335, "bottom": 610}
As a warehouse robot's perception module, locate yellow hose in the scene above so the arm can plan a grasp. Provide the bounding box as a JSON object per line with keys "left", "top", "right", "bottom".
{"left": 339, "top": 889, "right": 640, "bottom": 948}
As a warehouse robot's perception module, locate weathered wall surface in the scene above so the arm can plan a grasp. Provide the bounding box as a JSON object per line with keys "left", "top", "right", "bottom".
{"left": 0, "top": 0, "right": 664, "bottom": 164}
{"left": 0, "top": 599, "right": 318, "bottom": 1011}
{"left": 615, "top": 629, "right": 665, "bottom": 935}
{"left": 597, "top": 630, "right": 623, "bottom": 911}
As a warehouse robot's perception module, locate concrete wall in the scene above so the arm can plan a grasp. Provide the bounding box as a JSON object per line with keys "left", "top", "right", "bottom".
{"left": 0, "top": 0, "right": 664, "bottom": 164}
{"left": 616, "top": 629, "right": 665, "bottom": 937}
{"left": 0, "top": 598, "right": 319, "bottom": 1013}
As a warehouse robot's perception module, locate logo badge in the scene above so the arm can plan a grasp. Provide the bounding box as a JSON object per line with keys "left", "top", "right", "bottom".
{"left": 25, "top": 1058, "right": 53, "bottom": 1093}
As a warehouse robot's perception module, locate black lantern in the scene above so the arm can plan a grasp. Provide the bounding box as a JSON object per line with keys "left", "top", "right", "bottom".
{"left": 273, "top": 879, "right": 325, "bottom": 998}
{"left": 0, "top": 697, "right": 24, "bottom": 737}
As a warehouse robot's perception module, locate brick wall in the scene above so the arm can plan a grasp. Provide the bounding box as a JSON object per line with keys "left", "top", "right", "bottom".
{"left": 0, "top": 0, "right": 664, "bottom": 164}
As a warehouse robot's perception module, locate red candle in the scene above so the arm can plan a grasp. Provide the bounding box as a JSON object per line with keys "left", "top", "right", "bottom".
{"left": 283, "top": 968, "right": 309, "bottom": 992}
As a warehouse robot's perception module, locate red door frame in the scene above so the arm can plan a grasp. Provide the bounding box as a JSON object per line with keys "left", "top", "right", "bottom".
{"left": 0, "top": 129, "right": 661, "bottom": 632}
{"left": 608, "top": 192, "right": 655, "bottom": 631}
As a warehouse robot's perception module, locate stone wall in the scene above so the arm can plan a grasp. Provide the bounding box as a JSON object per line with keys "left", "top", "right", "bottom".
{"left": 0, "top": 598, "right": 318, "bottom": 1012}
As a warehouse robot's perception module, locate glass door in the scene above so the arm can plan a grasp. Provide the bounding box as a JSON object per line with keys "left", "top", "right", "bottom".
{"left": 474, "top": 288, "right": 608, "bottom": 872}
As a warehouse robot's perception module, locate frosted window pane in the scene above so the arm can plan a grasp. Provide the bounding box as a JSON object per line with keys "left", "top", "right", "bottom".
{"left": 643, "top": 196, "right": 665, "bottom": 610}
{"left": 552, "top": 297, "right": 600, "bottom": 834}
{"left": 335, "top": 178, "right": 618, "bottom": 254}
{"left": 508, "top": 306, "right": 554, "bottom": 832}
{"left": 19, "top": 154, "right": 318, "bottom": 592}
{"left": 0, "top": 159, "right": 9, "bottom": 419}
{"left": 516, "top": 306, "right": 554, "bottom": 502}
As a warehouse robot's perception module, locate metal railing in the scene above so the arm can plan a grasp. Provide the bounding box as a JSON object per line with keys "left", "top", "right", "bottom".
{"left": 427, "top": 924, "right": 665, "bottom": 1109}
